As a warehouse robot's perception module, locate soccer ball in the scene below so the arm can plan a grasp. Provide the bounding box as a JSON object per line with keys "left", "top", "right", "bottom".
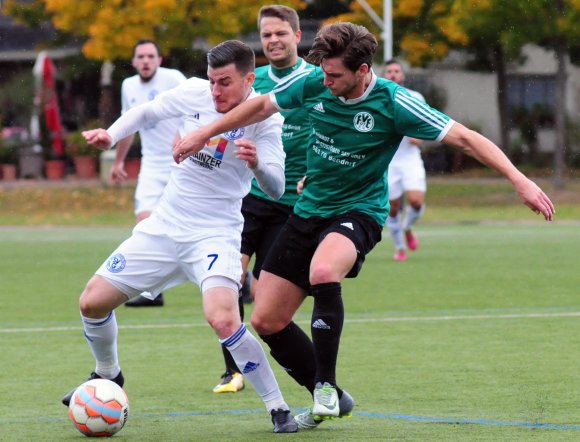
{"left": 68, "top": 379, "right": 129, "bottom": 437}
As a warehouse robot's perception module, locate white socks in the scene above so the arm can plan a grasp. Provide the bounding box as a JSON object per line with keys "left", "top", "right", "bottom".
{"left": 402, "top": 205, "right": 425, "bottom": 231}
{"left": 220, "top": 324, "right": 288, "bottom": 412}
{"left": 387, "top": 212, "right": 405, "bottom": 250}
{"left": 82, "top": 312, "right": 121, "bottom": 379}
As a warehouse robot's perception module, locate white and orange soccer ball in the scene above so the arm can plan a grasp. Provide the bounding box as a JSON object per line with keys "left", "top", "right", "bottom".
{"left": 68, "top": 379, "right": 129, "bottom": 437}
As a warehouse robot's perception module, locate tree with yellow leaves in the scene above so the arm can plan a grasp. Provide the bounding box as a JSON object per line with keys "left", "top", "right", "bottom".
{"left": 5, "top": 0, "right": 306, "bottom": 60}
{"left": 325, "top": 0, "right": 462, "bottom": 66}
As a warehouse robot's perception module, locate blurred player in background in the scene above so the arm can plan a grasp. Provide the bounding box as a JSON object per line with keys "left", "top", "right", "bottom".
{"left": 115, "top": 39, "right": 186, "bottom": 307}
{"left": 383, "top": 59, "right": 426, "bottom": 262}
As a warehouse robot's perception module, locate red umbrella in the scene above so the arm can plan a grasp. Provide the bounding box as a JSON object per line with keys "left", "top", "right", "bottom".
{"left": 32, "top": 51, "right": 64, "bottom": 157}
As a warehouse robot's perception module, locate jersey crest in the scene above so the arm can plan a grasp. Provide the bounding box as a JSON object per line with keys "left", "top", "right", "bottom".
{"left": 106, "top": 253, "right": 126, "bottom": 273}
{"left": 224, "top": 128, "right": 245, "bottom": 140}
{"left": 353, "top": 112, "right": 374, "bottom": 132}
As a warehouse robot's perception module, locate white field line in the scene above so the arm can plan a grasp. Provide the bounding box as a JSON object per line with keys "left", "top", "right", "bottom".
{"left": 3, "top": 311, "right": 580, "bottom": 334}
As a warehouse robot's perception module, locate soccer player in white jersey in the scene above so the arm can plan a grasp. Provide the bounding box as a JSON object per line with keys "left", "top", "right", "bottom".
{"left": 174, "top": 23, "right": 554, "bottom": 427}
{"left": 61, "top": 40, "right": 298, "bottom": 433}
{"left": 114, "top": 39, "right": 186, "bottom": 306}
{"left": 384, "top": 59, "right": 427, "bottom": 261}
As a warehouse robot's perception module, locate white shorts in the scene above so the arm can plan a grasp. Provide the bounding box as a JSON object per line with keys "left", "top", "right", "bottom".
{"left": 134, "top": 168, "right": 170, "bottom": 216}
{"left": 95, "top": 215, "right": 242, "bottom": 298}
{"left": 387, "top": 157, "right": 426, "bottom": 201}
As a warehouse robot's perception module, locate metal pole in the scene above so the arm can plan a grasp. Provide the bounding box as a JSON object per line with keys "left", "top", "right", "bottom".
{"left": 384, "top": 0, "right": 392, "bottom": 61}
{"left": 355, "top": 0, "right": 393, "bottom": 62}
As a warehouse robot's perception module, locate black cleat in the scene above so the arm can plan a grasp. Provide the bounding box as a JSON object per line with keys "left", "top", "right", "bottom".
{"left": 125, "top": 293, "right": 164, "bottom": 307}
{"left": 62, "top": 371, "right": 124, "bottom": 407}
{"left": 271, "top": 408, "right": 298, "bottom": 433}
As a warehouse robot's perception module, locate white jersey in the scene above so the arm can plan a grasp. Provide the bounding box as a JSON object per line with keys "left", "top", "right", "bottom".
{"left": 121, "top": 67, "right": 186, "bottom": 172}
{"left": 390, "top": 89, "right": 426, "bottom": 165}
{"left": 132, "top": 77, "right": 285, "bottom": 233}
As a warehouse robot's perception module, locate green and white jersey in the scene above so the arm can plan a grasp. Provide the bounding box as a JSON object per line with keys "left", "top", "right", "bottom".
{"left": 269, "top": 67, "right": 454, "bottom": 226}
{"left": 250, "top": 58, "right": 312, "bottom": 207}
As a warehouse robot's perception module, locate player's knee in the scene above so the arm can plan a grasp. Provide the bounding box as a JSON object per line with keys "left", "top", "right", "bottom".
{"left": 79, "top": 277, "right": 110, "bottom": 317}
{"left": 251, "top": 312, "right": 285, "bottom": 336}
{"left": 207, "top": 315, "right": 239, "bottom": 339}
{"left": 309, "top": 263, "right": 336, "bottom": 285}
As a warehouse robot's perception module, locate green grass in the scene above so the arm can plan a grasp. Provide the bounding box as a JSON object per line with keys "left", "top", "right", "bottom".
{"left": 1, "top": 178, "right": 580, "bottom": 225}
{"left": 1, "top": 223, "right": 580, "bottom": 440}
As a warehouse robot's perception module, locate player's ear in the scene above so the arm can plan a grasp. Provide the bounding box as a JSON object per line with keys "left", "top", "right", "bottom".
{"left": 246, "top": 71, "right": 256, "bottom": 86}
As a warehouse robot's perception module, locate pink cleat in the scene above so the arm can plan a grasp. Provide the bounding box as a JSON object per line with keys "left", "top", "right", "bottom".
{"left": 393, "top": 250, "right": 407, "bottom": 261}
{"left": 405, "top": 230, "right": 419, "bottom": 251}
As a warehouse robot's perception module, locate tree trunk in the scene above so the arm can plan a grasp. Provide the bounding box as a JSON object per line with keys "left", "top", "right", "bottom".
{"left": 493, "top": 44, "right": 511, "bottom": 157}
{"left": 98, "top": 61, "right": 116, "bottom": 127}
{"left": 553, "top": 1, "right": 567, "bottom": 189}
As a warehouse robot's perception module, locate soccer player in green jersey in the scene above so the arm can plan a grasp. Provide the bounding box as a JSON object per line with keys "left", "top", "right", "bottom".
{"left": 175, "top": 22, "right": 555, "bottom": 427}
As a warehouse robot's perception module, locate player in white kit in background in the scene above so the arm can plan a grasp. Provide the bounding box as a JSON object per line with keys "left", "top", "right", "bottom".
{"left": 113, "top": 39, "right": 186, "bottom": 306}
{"left": 62, "top": 40, "right": 298, "bottom": 433}
{"left": 384, "top": 59, "right": 427, "bottom": 262}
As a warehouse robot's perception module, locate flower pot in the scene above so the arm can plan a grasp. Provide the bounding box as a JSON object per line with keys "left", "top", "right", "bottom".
{"left": 45, "top": 160, "right": 66, "bottom": 180}
{"left": 2, "top": 163, "right": 17, "bottom": 181}
{"left": 125, "top": 158, "right": 141, "bottom": 180}
{"left": 73, "top": 155, "right": 98, "bottom": 179}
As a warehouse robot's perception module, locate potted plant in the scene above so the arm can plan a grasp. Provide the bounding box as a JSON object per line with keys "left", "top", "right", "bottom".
{"left": 65, "top": 131, "right": 99, "bottom": 179}
{"left": 44, "top": 151, "right": 67, "bottom": 180}
{"left": 0, "top": 140, "right": 18, "bottom": 181}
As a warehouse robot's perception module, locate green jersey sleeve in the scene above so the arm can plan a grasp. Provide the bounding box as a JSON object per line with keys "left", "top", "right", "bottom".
{"left": 392, "top": 86, "right": 454, "bottom": 142}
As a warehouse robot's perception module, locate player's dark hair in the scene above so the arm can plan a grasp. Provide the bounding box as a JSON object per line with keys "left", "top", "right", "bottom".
{"left": 307, "top": 22, "right": 377, "bottom": 72}
{"left": 132, "top": 39, "right": 162, "bottom": 57}
{"left": 207, "top": 40, "right": 255, "bottom": 74}
{"left": 385, "top": 58, "right": 402, "bottom": 67}
{"left": 258, "top": 4, "right": 300, "bottom": 32}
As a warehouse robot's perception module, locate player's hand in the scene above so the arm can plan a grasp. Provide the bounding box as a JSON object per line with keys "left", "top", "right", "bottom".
{"left": 514, "top": 177, "right": 555, "bottom": 221}
{"left": 173, "top": 128, "right": 210, "bottom": 164}
{"left": 234, "top": 139, "right": 258, "bottom": 169}
{"left": 297, "top": 176, "right": 307, "bottom": 195}
{"left": 110, "top": 161, "right": 127, "bottom": 184}
{"left": 82, "top": 129, "right": 112, "bottom": 150}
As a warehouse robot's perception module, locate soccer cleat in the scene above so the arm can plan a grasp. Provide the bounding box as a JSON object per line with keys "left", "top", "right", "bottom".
{"left": 312, "top": 382, "right": 339, "bottom": 418}
{"left": 295, "top": 389, "right": 355, "bottom": 430}
{"left": 270, "top": 408, "right": 298, "bottom": 433}
{"left": 393, "top": 250, "right": 408, "bottom": 261}
{"left": 405, "top": 230, "right": 419, "bottom": 251}
{"left": 125, "top": 293, "right": 164, "bottom": 307}
{"left": 212, "top": 372, "right": 244, "bottom": 393}
{"left": 62, "top": 371, "right": 124, "bottom": 407}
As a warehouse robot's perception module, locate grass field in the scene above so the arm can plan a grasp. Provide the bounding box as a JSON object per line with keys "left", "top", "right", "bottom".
{"left": 1, "top": 219, "right": 579, "bottom": 440}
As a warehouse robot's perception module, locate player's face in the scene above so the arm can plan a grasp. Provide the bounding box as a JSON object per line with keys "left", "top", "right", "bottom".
{"left": 208, "top": 63, "right": 255, "bottom": 113}
{"left": 132, "top": 43, "right": 162, "bottom": 82}
{"left": 259, "top": 16, "right": 301, "bottom": 69}
{"left": 384, "top": 63, "right": 405, "bottom": 84}
{"left": 321, "top": 57, "right": 368, "bottom": 99}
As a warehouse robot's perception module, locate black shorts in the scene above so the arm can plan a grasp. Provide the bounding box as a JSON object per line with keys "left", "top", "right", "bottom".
{"left": 261, "top": 211, "right": 382, "bottom": 291}
{"left": 240, "top": 194, "right": 293, "bottom": 279}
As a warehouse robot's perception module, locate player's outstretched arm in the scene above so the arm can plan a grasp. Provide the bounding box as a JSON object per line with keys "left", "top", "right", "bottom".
{"left": 442, "top": 122, "right": 555, "bottom": 221}
{"left": 173, "top": 94, "right": 277, "bottom": 163}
